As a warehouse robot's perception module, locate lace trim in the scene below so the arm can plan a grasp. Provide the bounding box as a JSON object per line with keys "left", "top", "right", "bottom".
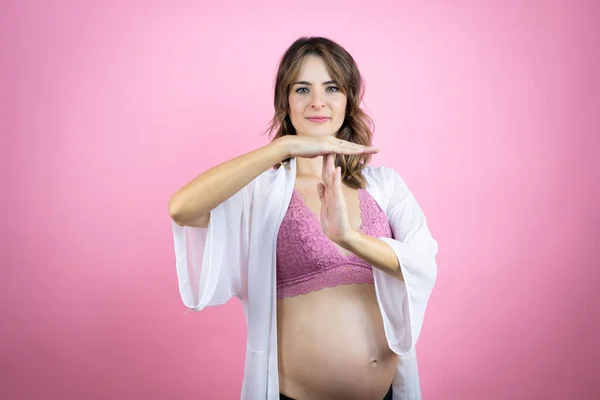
{"left": 276, "top": 188, "right": 392, "bottom": 297}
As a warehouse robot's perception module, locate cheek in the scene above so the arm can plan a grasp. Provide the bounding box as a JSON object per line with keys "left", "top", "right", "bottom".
{"left": 288, "top": 97, "right": 305, "bottom": 116}
{"left": 332, "top": 98, "right": 347, "bottom": 116}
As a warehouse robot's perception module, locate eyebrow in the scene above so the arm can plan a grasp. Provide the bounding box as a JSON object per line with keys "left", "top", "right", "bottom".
{"left": 292, "top": 80, "right": 337, "bottom": 86}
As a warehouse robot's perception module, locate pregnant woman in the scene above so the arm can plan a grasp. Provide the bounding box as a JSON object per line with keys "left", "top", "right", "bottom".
{"left": 169, "top": 36, "right": 439, "bottom": 400}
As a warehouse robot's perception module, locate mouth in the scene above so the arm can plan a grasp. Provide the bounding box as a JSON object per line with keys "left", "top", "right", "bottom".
{"left": 306, "top": 117, "right": 330, "bottom": 124}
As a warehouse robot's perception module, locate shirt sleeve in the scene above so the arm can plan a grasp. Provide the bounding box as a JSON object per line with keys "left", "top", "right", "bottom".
{"left": 392, "top": 347, "right": 421, "bottom": 400}
{"left": 373, "top": 167, "right": 439, "bottom": 355}
{"left": 171, "top": 181, "right": 255, "bottom": 311}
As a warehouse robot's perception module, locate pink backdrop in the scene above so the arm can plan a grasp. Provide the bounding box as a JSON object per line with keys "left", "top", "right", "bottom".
{"left": 2, "top": 1, "right": 599, "bottom": 399}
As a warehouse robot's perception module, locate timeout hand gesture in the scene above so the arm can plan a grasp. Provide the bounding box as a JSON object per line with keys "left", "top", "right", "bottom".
{"left": 286, "top": 135, "right": 378, "bottom": 158}
{"left": 283, "top": 135, "right": 378, "bottom": 243}
{"left": 317, "top": 154, "right": 354, "bottom": 243}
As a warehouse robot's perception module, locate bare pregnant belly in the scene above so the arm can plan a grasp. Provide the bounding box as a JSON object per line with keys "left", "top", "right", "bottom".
{"left": 277, "top": 283, "right": 398, "bottom": 400}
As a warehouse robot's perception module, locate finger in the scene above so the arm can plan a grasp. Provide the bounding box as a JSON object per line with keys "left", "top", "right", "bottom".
{"left": 327, "top": 153, "right": 336, "bottom": 187}
{"left": 359, "top": 146, "right": 379, "bottom": 154}
{"left": 334, "top": 166, "right": 343, "bottom": 192}
{"left": 323, "top": 154, "right": 335, "bottom": 189}
{"left": 323, "top": 154, "right": 333, "bottom": 187}
{"left": 333, "top": 141, "right": 379, "bottom": 155}
{"left": 322, "top": 154, "right": 330, "bottom": 186}
{"left": 317, "top": 183, "right": 325, "bottom": 200}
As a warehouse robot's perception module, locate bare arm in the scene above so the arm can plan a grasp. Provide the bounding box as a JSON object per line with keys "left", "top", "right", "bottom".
{"left": 168, "top": 137, "right": 290, "bottom": 228}
{"left": 168, "top": 135, "right": 378, "bottom": 228}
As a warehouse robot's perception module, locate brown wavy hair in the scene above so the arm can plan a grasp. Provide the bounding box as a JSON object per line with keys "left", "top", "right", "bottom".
{"left": 265, "top": 36, "right": 375, "bottom": 189}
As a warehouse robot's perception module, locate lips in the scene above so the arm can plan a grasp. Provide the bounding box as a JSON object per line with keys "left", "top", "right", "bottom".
{"left": 307, "top": 117, "right": 330, "bottom": 121}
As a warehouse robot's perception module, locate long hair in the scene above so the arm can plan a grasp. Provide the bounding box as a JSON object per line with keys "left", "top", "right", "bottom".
{"left": 265, "top": 37, "right": 374, "bottom": 189}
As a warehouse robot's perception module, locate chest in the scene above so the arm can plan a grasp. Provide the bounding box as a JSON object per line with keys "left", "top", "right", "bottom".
{"left": 294, "top": 179, "right": 364, "bottom": 257}
{"left": 293, "top": 180, "right": 363, "bottom": 233}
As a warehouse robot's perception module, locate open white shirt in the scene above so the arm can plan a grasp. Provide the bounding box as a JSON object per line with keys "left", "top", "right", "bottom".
{"left": 171, "top": 157, "right": 439, "bottom": 400}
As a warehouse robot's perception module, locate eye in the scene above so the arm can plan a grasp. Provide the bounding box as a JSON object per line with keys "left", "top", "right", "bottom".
{"left": 326, "top": 86, "right": 340, "bottom": 92}
{"left": 295, "top": 87, "right": 309, "bottom": 94}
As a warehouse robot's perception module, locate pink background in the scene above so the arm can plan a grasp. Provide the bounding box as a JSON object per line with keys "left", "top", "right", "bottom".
{"left": 2, "top": 1, "right": 599, "bottom": 399}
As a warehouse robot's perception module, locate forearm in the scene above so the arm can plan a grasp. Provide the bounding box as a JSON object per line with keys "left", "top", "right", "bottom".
{"left": 336, "top": 231, "right": 404, "bottom": 281}
{"left": 168, "top": 137, "right": 290, "bottom": 226}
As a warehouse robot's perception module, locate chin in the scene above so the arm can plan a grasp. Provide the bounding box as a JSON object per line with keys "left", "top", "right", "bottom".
{"left": 298, "top": 127, "right": 339, "bottom": 138}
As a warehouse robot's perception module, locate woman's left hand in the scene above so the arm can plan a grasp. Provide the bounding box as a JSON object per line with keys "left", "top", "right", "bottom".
{"left": 317, "top": 154, "right": 356, "bottom": 244}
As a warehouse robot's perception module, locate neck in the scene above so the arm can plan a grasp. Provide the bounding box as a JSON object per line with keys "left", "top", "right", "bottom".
{"left": 295, "top": 156, "right": 324, "bottom": 179}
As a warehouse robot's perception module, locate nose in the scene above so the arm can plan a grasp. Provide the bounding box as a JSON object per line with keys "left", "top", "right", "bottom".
{"left": 310, "top": 91, "right": 326, "bottom": 109}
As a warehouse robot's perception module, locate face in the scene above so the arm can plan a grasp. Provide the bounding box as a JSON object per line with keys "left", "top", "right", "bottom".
{"left": 288, "top": 55, "right": 347, "bottom": 138}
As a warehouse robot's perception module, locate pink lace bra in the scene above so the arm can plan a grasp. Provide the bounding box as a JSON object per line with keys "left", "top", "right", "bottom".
{"left": 276, "top": 188, "right": 393, "bottom": 299}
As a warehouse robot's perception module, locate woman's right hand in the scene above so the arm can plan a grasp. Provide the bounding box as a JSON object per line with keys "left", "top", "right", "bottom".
{"left": 281, "top": 135, "right": 379, "bottom": 159}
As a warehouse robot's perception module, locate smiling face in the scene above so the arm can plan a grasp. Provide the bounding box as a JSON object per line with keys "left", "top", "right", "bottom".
{"left": 287, "top": 55, "right": 348, "bottom": 138}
